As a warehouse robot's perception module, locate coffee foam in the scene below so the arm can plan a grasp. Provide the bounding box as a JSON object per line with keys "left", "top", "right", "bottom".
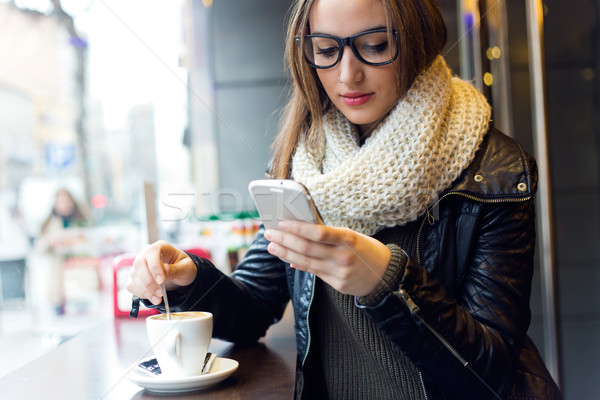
{"left": 152, "top": 311, "right": 210, "bottom": 320}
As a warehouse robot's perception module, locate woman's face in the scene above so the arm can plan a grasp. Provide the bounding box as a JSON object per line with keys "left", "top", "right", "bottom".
{"left": 54, "top": 190, "right": 75, "bottom": 217}
{"left": 309, "top": 0, "right": 400, "bottom": 136}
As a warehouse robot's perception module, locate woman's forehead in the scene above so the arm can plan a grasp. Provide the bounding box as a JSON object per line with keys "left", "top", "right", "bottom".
{"left": 308, "top": 0, "right": 387, "bottom": 36}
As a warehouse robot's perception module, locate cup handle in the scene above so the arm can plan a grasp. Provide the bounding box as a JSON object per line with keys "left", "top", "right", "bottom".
{"left": 165, "top": 330, "right": 182, "bottom": 366}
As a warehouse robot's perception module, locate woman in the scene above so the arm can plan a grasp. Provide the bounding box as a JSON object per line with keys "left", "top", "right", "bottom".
{"left": 34, "top": 187, "right": 88, "bottom": 315}
{"left": 37, "top": 188, "right": 88, "bottom": 253}
{"left": 128, "top": 0, "right": 561, "bottom": 398}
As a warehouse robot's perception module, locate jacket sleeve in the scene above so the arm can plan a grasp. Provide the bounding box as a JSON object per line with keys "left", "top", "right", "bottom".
{"left": 155, "top": 225, "right": 290, "bottom": 344}
{"left": 356, "top": 198, "right": 536, "bottom": 400}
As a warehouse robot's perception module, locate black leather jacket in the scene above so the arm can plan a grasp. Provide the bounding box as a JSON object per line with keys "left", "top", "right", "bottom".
{"left": 163, "top": 128, "right": 552, "bottom": 399}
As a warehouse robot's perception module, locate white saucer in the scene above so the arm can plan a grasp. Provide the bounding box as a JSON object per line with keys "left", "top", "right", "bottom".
{"left": 127, "top": 357, "right": 239, "bottom": 394}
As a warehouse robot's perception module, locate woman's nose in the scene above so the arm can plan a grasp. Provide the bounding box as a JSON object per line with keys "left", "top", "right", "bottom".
{"left": 337, "top": 47, "right": 364, "bottom": 83}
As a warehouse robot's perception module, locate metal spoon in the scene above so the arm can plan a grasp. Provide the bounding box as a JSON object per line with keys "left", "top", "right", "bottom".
{"left": 160, "top": 254, "right": 171, "bottom": 320}
{"left": 162, "top": 284, "right": 171, "bottom": 320}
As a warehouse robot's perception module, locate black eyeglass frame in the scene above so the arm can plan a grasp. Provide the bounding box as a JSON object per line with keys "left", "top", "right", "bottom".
{"left": 294, "top": 28, "right": 399, "bottom": 69}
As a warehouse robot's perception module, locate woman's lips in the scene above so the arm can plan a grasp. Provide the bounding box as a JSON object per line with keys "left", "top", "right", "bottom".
{"left": 341, "top": 92, "right": 373, "bottom": 106}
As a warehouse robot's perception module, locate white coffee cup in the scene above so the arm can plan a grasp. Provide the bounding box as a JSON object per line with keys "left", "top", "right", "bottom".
{"left": 146, "top": 311, "right": 213, "bottom": 377}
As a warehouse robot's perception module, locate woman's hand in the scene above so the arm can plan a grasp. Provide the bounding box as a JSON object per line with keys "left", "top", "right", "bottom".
{"left": 126, "top": 240, "right": 197, "bottom": 305}
{"left": 264, "top": 221, "right": 391, "bottom": 297}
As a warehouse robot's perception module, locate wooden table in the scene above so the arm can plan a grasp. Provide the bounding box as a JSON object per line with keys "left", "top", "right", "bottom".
{"left": 0, "top": 305, "right": 296, "bottom": 400}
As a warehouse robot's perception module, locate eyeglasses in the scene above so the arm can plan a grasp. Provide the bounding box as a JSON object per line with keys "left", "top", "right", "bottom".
{"left": 295, "top": 29, "right": 398, "bottom": 69}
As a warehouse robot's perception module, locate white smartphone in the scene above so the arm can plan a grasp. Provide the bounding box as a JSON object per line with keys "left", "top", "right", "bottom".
{"left": 248, "top": 179, "right": 324, "bottom": 229}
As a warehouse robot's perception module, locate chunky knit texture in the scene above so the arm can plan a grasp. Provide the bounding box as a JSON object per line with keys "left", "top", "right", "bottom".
{"left": 291, "top": 56, "right": 491, "bottom": 235}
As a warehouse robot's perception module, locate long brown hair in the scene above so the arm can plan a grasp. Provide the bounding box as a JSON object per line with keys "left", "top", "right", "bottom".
{"left": 41, "top": 188, "right": 87, "bottom": 234}
{"left": 269, "top": 0, "right": 447, "bottom": 179}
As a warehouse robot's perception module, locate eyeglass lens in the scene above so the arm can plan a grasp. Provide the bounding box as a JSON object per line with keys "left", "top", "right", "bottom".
{"left": 303, "top": 31, "right": 396, "bottom": 68}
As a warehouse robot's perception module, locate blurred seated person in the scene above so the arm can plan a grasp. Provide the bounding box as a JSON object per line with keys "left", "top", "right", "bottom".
{"left": 36, "top": 188, "right": 89, "bottom": 255}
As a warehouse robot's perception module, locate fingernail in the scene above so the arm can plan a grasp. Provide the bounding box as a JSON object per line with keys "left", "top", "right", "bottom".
{"left": 264, "top": 229, "right": 272, "bottom": 240}
{"left": 268, "top": 242, "right": 279, "bottom": 253}
{"left": 155, "top": 274, "right": 164, "bottom": 283}
{"left": 151, "top": 296, "right": 160, "bottom": 304}
{"left": 279, "top": 221, "right": 289, "bottom": 229}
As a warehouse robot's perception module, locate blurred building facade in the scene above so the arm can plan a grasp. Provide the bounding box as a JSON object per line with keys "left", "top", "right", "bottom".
{"left": 0, "top": 1, "right": 162, "bottom": 232}
{"left": 0, "top": 2, "right": 80, "bottom": 192}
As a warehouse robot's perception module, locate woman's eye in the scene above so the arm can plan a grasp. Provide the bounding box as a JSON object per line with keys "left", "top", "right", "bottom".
{"left": 362, "top": 41, "right": 389, "bottom": 54}
{"left": 316, "top": 47, "right": 338, "bottom": 58}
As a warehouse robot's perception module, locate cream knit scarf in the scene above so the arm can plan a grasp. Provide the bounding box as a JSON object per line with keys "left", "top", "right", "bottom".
{"left": 291, "top": 56, "right": 491, "bottom": 235}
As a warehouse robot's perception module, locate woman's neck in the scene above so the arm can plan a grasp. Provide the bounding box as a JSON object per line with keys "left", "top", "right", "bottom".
{"left": 357, "top": 125, "right": 373, "bottom": 146}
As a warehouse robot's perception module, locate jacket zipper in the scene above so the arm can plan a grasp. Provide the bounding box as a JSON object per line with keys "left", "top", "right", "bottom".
{"left": 396, "top": 289, "right": 469, "bottom": 365}
{"left": 411, "top": 191, "right": 531, "bottom": 399}
{"left": 302, "top": 274, "right": 317, "bottom": 366}
{"left": 396, "top": 288, "right": 503, "bottom": 400}
{"left": 418, "top": 371, "right": 430, "bottom": 400}
{"left": 416, "top": 191, "right": 532, "bottom": 264}
{"left": 298, "top": 274, "right": 317, "bottom": 399}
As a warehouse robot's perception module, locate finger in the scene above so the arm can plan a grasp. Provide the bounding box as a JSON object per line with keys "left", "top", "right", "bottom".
{"left": 267, "top": 240, "right": 332, "bottom": 276}
{"left": 278, "top": 220, "right": 346, "bottom": 245}
{"left": 265, "top": 228, "right": 334, "bottom": 261}
{"left": 144, "top": 241, "right": 170, "bottom": 284}
{"left": 126, "top": 266, "right": 162, "bottom": 304}
{"left": 269, "top": 224, "right": 361, "bottom": 268}
{"left": 298, "top": 225, "right": 365, "bottom": 265}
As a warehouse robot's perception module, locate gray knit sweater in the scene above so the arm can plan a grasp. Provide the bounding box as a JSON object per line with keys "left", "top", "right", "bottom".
{"left": 310, "top": 222, "right": 428, "bottom": 399}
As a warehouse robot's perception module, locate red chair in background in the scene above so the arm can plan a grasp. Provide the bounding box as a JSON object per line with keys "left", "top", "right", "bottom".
{"left": 113, "top": 254, "right": 155, "bottom": 317}
{"left": 112, "top": 248, "right": 211, "bottom": 317}
{"left": 183, "top": 247, "right": 212, "bottom": 260}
